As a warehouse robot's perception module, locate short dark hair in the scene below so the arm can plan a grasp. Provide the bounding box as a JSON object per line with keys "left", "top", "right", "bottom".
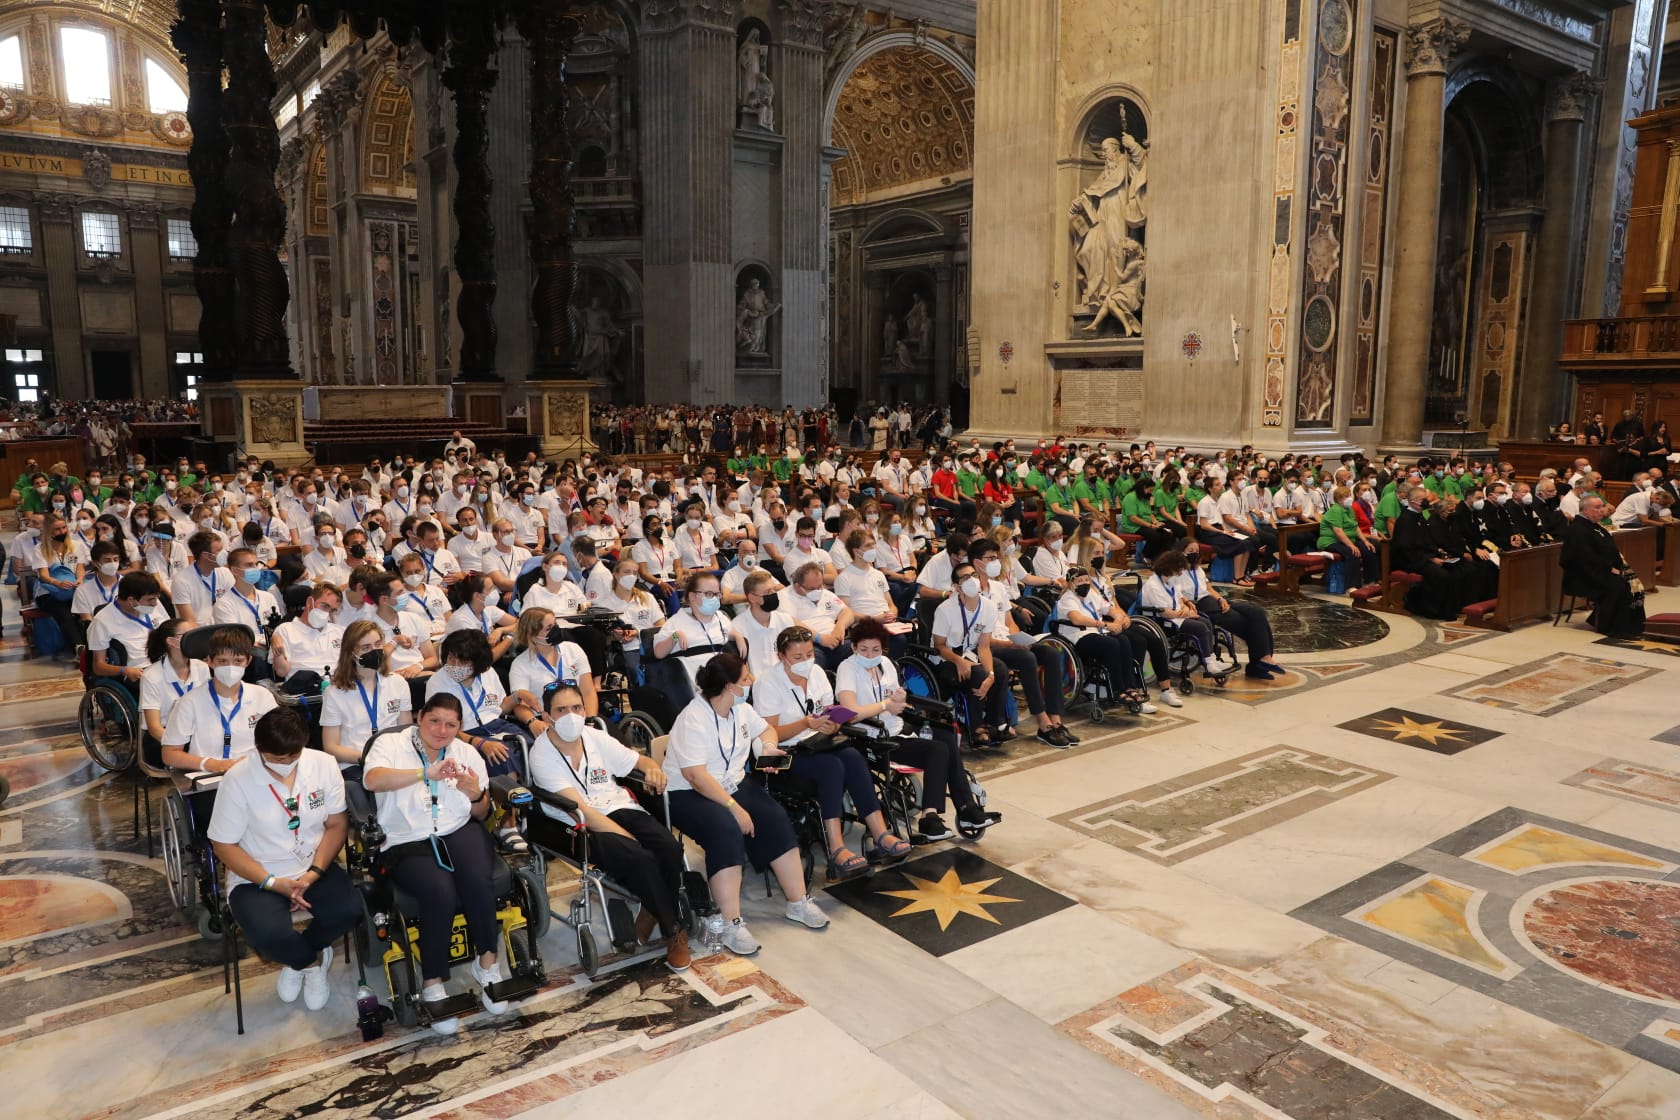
{"left": 117, "top": 571, "right": 161, "bottom": 602}
{"left": 253, "top": 707, "right": 309, "bottom": 759}
{"left": 694, "top": 652, "right": 746, "bottom": 699}
{"left": 438, "top": 628, "right": 494, "bottom": 676}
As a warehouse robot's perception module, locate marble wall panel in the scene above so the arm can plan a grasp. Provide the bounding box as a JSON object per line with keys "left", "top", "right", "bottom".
{"left": 1350, "top": 28, "right": 1397, "bottom": 427}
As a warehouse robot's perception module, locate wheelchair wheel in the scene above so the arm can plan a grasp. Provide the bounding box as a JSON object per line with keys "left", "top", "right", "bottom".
{"left": 515, "top": 863, "right": 551, "bottom": 941}
{"left": 577, "top": 924, "right": 600, "bottom": 977}
{"left": 606, "top": 897, "right": 637, "bottom": 954}
{"left": 898, "top": 654, "right": 942, "bottom": 700}
{"left": 509, "top": 921, "right": 544, "bottom": 985}
{"left": 612, "top": 710, "right": 663, "bottom": 754}
{"left": 676, "top": 891, "right": 696, "bottom": 935}
{"left": 1179, "top": 677, "right": 1196, "bottom": 695}
{"left": 1037, "top": 635, "right": 1083, "bottom": 713}
{"left": 197, "top": 907, "right": 224, "bottom": 942}
{"left": 159, "top": 789, "right": 197, "bottom": 914}
{"left": 1089, "top": 706, "right": 1106, "bottom": 724}
{"left": 79, "top": 686, "right": 139, "bottom": 772}
{"left": 389, "top": 955, "right": 419, "bottom": 1028}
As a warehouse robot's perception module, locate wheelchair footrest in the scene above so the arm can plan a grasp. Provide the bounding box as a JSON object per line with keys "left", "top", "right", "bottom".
{"left": 486, "top": 973, "right": 541, "bottom": 1004}
{"left": 420, "top": 991, "right": 482, "bottom": 1022}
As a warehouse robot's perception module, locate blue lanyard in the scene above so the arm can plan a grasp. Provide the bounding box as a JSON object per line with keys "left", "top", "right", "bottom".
{"left": 477, "top": 609, "right": 490, "bottom": 635}
{"left": 121, "top": 608, "right": 154, "bottom": 631}
{"left": 211, "top": 687, "right": 243, "bottom": 757}
{"left": 461, "top": 680, "right": 487, "bottom": 726}
{"left": 198, "top": 568, "right": 218, "bottom": 602}
{"left": 235, "top": 590, "right": 262, "bottom": 627}
{"left": 957, "top": 598, "right": 979, "bottom": 650}
{"left": 356, "top": 678, "right": 381, "bottom": 729}
{"left": 407, "top": 592, "right": 433, "bottom": 620}
{"left": 393, "top": 498, "right": 409, "bottom": 517}
{"left": 410, "top": 733, "right": 443, "bottom": 833}
{"left": 713, "top": 708, "right": 742, "bottom": 776}
{"left": 170, "top": 673, "right": 195, "bottom": 698}
{"left": 97, "top": 578, "right": 117, "bottom": 605}
{"left": 422, "top": 550, "right": 438, "bottom": 577}
{"left": 1190, "top": 569, "right": 1203, "bottom": 599}
{"left": 534, "top": 649, "right": 567, "bottom": 687}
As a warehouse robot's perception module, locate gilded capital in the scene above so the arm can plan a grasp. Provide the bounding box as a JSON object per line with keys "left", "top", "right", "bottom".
{"left": 1404, "top": 17, "right": 1472, "bottom": 77}
{"left": 1546, "top": 72, "right": 1600, "bottom": 123}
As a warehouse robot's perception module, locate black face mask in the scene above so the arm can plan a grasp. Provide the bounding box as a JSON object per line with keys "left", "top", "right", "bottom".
{"left": 1092, "top": 555, "right": 1105, "bottom": 570}
{"left": 759, "top": 591, "right": 781, "bottom": 613}
{"left": 348, "top": 543, "right": 367, "bottom": 559}
{"left": 544, "top": 624, "right": 565, "bottom": 645}
{"left": 1073, "top": 584, "right": 1092, "bottom": 596}
{"left": 357, "top": 649, "right": 382, "bottom": 671}
{"left": 771, "top": 519, "right": 786, "bottom": 531}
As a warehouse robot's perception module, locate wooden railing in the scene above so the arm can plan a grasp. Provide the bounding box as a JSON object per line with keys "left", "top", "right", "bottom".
{"left": 1562, "top": 316, "right": 1680, "bottom": 363}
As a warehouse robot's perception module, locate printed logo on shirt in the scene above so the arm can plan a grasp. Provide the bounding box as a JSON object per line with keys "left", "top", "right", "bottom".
{"left": 385, "top": 698, "right": 404, "bottom": 716}
{"left": 588, "top": 766, "right": 610, "bottom": 786}
{"left": 307, "top": 789, "right": 326, "bottom": 810}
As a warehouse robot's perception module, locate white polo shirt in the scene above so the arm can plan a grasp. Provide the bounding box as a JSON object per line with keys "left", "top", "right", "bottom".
{"left": 834, "top": 563, "right": 890, "bottom": 617}
{"left": 789, "top": 586, "right": 845, "bottom": 631}
{"left": 273, "top": 616, "right": 345, "bottom": 678}
{"left": 932, "top": 594, "right": 996, "bottom": 659}
{"left": 481, "top": 545, "right": 533, "bottom": 583}
{"left": 750, "top": 664, "right": 835, "bottom": 745}
{"left": 207, "top": 750, "right": 346, "bottom": 888}
{"left": 170, "top": 565, "right": 232, "bottom": 623}
{"left": 72, "top": 573, "right": 122, "bottom": 617}
{"left": 138, "top": 657, "right": 211, "bottom": 726}
{"left": 425, "top": 668, "right": 508, "bottom": 731}
{"left": 86, "top": 600, "right": 172, "bottom": 667}
{"left": 320, "top": 672, "right": 412, "bottom": 764}
{"left": 836, "top": 654, "right": 905, "bottom": 735}
{"left": 664, "top": 695, "right": 771, "bottom": 795}
{"left": 726, "top": 607, "right": 798, "bottom": 681}
{"left": 508, "top": 642, "right": 591, "bottom": 701}
{"left": 397, "top": 582, "right": 451, "bottom": 637}
{"left": 528, "top": 725, "right": 643, "bottom": 823}
{"left": 654, "top": 609, "right": 735, "bottom": 686}
{"left": 161, "top": 681, "right": 279, "bottom": 764}
{"left": 364, "top": 727, "right": 488, "bottom": 847}
{"left": 212, "top": 586, "right": 282, "bottom": 641}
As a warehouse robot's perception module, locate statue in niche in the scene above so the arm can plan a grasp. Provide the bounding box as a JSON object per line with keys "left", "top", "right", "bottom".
{"left": 904, "top": 292, "right": 932, "bottom": 357}
{"left": 890, "top": 340, "right": 916, "bottom": 373}
{"left": 578, "top": 296, "right": 622, "bottom": 380}
{"left": 735, "top": 277, "right": 781, "bottom": 356}
{"left": 881, "top": 312, "right": 899, "bottom": 358}
{"left": 738, "top": 29, "right": 775, "bottom": 130}
{"left": 1070, "top": 111, "right": 1149, "bottom": 336}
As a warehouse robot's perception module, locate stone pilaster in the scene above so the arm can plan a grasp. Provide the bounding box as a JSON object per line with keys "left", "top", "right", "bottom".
{"left": 519, "top": 3, "right": 581, "bottom": 382}
{"left": 640, "top": 0, "right": 742, "bottom": 404}
{"left": 777, "top": 0, "right": 828, "bottom": 405}
{"left": 1517, "top": 73, "right": 1599, "bottom": 438}
{"left": 34, "top": 196, "right": 87, "bottom": 398}
{"left": 127, "top": 206, "right": 171, "bottom": 399}
{"left": 1378, "top": 17, "right": 1471, "bottom": 452}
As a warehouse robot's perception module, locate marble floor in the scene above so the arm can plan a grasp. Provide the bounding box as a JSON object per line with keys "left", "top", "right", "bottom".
{"left": 8, "top": 583, "right": 1680, "bottom": 1120}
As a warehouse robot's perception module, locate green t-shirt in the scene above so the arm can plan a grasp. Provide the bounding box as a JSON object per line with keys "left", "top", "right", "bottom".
{"left": 772, "top": 458, "right": 795, "bottom": 482}
{"left": 1184, "top": 485, "right": 1207, "bottom": 508}
{"left": 1072, "top": 478, "right": 1104, "bottom": 512}
{"left": 1042, "top": 482, "right": 1075, "bottom": 512}
{"left": 1119, "top": 490, "right": 1154, "bottom": 533}
{"left": 726, "top": 456, "right": 752, "bottom": 478}
{"left": 1154, "top": 486, "right": 1184, "bottom": 518}
{"left": 1024, "top": 469, "right": 1049, "bottom": 494}
{"left": 1115, "top": 475, "right": 1137, "bottom": 498}
{"left": 1317, "top": 502, "right": 1359, "bottom": 549}
{"left": 1374, "top": 489, "right": 1403, "bottom": 531}
{"left": 956, "top": 468, "right": 983, "bottom": 498}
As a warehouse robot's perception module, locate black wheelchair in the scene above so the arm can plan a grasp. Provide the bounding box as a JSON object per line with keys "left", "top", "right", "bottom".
{"left": 839, "top": 694, "right": 993, "bottom": 843}
{"left": 557, "top": 607, "right": 677, "bottom": 751}
{"left": 342, "top": 743, "right": 550, "bottom": 1029}
{"left": 77, "top": 642, "right": 141, "bottom": 773}
{"left": 521, "top": 760, "right": 704, "bottom": 977}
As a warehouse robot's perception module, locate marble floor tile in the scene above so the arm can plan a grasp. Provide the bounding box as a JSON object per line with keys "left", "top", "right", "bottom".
{"left": 1577, "top": 1060, "right": 1680, "bottom": 1120}
{"left": 877, "top": 996, "right": 1204, "bottom": 1120}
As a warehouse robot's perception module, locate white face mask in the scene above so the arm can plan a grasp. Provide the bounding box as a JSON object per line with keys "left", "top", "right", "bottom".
{"left": 498, "top": 532, "right": 515, "bottom": 548}
{"left": 318, "top": 532, "right": 335, "bottom": 548}
{"left": 263, "top": 757, "right": 298, "bottom": 777}
{"left": 787, "top": 659, "right": 813, "bottom": 679}
{"left": 482, "top": 589, "right": 500, "bottom": 608}
{"left": 307, "top": 608, "right": 331, "bottom": 629}
{"left": 1340, "top": 497, "right": 1354, "bottom": 509}
{"left": 461, "top": 523, "right": 478, "bottom": 537}
{"left": 618, "top": 573, "right": 638, "bottom": 590}
{"left": 544, "top": 564, "right": 567, "bottom": 584}
{"left": 99, "top": 561, "right": 119, "bottom": 577}
{"left": 739, "top": 553, "right": 758, "bottom": 569}
{"left": 403, "top": 572, "right": 425, "bottom": 588}
{"left": 1470, "top": 499, "right": 1485, "bottom": 512}
{"left": 984, "top": 559, "right": 1002, "bottom": 578}
{"left": 1048, "top": 539, "right": 1064, "bottom": 552}
{"left": 552, "top": 712, "right": 585, "bottom": 740}
{"left": 213, "top": 664, "right": 244, "bottom": 687}
{"left": 960, "top": 577, "right": 981, "bottom": 598}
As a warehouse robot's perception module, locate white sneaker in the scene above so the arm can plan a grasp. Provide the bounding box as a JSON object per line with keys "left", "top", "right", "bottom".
{"left": 422, "top": 985, "right": 459, "bottom": 1035}
{"left": 1138, "top": 700, "right": 1159, "bottom": 715}
{"left": 301, "top": 946, "right": 333, "bottom": 1011}
{"left": 785, "top": 896, "right": 830, "bottom": 929}
{"left": 720, "top": 917, "right": 761, "bottom": 955}
{"left": 1158, "top": 688, "right": 1184, "bottom": 708}
{"left": 1206, "top": 657, "right": 1236, "bottom": 676}
{"left": 469, "top": 957, "right": 511, "bottom": 1015}
{"left": 276, "top": 965, "right": 303, "bottom": 1004}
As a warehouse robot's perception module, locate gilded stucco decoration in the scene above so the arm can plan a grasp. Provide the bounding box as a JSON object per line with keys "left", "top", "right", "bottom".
{"left": 362, "top": 71, "right": 417, "bottom": 195}
{"left": 829, "top": 45, "right": 974, "bottom": 207}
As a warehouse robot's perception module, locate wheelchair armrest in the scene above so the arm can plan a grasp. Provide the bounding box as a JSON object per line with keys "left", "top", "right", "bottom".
{"left": 904, "top": 693, "right": 954, "bottom": 722}
{"left": 837, "top": 717, "right": 888, "bottom": 740}
{"left": 488, "top": 775, "right": 534, "bottom": 810}
{"left": 523, "top": 782, "right": 582, "bottom": 818}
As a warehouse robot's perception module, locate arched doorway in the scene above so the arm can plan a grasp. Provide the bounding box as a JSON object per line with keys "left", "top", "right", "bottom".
{"left": 1425, "top": 68, "right": 1544, "bottom": 437}
{"left": 825, "top": 29, "right": 975, "bottom": 426}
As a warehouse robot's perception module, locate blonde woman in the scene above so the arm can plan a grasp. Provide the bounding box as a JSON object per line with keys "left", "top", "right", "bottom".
{"left": 508, "top": 607, "right": 596, "bottom": 718}
{"left": 321, "top": 619, "right": 414, "bottom": 769}
{"left": 602, "top": 557, "right": 664, "bottom": 676}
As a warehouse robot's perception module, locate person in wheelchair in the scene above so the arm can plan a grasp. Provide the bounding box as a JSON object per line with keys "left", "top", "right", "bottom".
{"left": 444, "top": 571, "right": 519, "bottom": 661}
{"left": 508, "top": 607, "right": 598, "bottom": 718}
{"left": 836, "top": 619, "right": 1001, "bottom": 841}
{"left": 427, "top": 630, "right": 538, "bottom": 821}
{"left": 207, "top": 707, "right": 357, "bottom": 1013}
{"left": 652, "top": 571, "right": 736, "bottom": 691}
{"left": 72, "top": 541, "right": 125, "bottom": 623}
{"left": 321, "top": 620, "right": 413, "bottom": 771}
{"left": 599, "top": 557, "right": 665, "bottom": 679}
{"left": 1052, "top": 566, "right": 1160, "bottom": 712}
{"left": 752, "top": 625, "right": 914, "bottom": 878}
{"left": 1138, "top": 553, "right": 1240, "bottom": 679}
{"left": 271, "top": 582, "right": 346, "bottom": 686}
{"left": 362, "top": 694, "right": 514, "bottom": 1034}
{"left": 161, "top": 625, "right": 279, "bottom": 773}
{"left": 930, "top": 560, "right": 1005, "bottom": 745}
{"left": 521, "top": 550, "right": 589, "bottom": 620}
{"left": 787, "top": 560, "right": 854, "bottom": 671}
{"left": 1157, "top": 548, "right": 1283, "bottom": 679}
{"left": 967, "top": 538, "right": 1078, "bottom": 746}
{"left": 86, "top": 571, "right": 171, "bottom": 693}
{"left": 526, "top": 683, "right": 691, "bottom": 973}
{"left": 138, "top": 618, "right": 208, "bottom": 767}
{"left": 666, "top": 653, "right": 829, "bottom": 956}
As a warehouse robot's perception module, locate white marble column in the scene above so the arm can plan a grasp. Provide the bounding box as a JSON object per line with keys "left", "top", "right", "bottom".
{"left": 776, "top": 0, "right": 828, "bottom": 406}
{"left": 1379, "top": 17, "right": 1471, "bottom": 452}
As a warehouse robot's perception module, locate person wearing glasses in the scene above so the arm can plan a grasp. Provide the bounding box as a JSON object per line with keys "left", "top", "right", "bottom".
{"left": 208, "top": 707, "right": 356, "bottom": 1014}
{"left": 652, "top": 572, "right": 737, "bottom": 691}
{"left": 664, "top": 653, "right": 827, "bottom": 957}
{"left": 751, "top": 625, "right": 913, "bottom": 878}
{"left": 362, "top": 694, "right": 512, "bottom": 1035}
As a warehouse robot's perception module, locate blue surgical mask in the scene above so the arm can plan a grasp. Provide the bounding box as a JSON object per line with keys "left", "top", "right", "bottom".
{"left": 242, "top": 567, "right": 262, "bottom": 584}
{"left": 698, "top": 595, "right": 721, "bottom": 617}
{"left": 857, "top": 653, "right": 883, "bottom": 669}
{"left": 990, "top": 515, "right": 1002, "bottom": 528}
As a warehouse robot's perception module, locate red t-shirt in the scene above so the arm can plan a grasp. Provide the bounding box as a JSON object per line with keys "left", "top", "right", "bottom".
{"left": 931, "top": 469, "right": 959, "bottom": 500}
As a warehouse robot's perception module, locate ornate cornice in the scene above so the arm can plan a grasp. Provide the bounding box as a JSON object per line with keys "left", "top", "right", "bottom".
{"left": 778, "top": 0, "right": 833, "bottom": 48}
{"left": 640, "top": 0, "right": 742, "bottom": 33}
{"left": 1404, "top": 17, "right": 1472, "bottom": 77}
{"left": 1546, "top": 71, "right": 1601, "bottom": 123}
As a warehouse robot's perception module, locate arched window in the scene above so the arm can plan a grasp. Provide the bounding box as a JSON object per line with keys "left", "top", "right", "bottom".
{"left": 0, "top": 35, "right": 22, "bottom": 89}
{"left": 59, "top": 25, "right": 112, "bottom": 107}
{"left": 144, "top": 58, "right": 186, "bottom": 114}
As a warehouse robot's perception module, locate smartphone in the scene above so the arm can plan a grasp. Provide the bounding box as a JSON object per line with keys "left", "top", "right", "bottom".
{"left": 757, "top": 752, "right": 793, "bottom": 772}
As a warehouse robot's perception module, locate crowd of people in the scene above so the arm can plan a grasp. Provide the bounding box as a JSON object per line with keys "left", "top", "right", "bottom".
{"left": 587, "top": 402, "right": 953, "bottom": 456}
{"left": 7, "top": 405, "right": 1661, "bottom": 1031}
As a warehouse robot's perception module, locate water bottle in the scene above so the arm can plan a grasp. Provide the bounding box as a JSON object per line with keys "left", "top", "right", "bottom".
{"left": 355, "top": 983, "right": 384, "bottom": 1041}
{"left": 705, "top": 913, "right": 725, "bottom": 953}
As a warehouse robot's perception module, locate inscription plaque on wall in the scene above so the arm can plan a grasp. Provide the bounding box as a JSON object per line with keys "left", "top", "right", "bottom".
{"left": 1056, "top": 369, "right": 1144, "bottom": 438}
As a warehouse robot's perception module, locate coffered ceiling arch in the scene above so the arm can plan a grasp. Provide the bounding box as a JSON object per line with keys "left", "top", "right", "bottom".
{"left": 828, "top": 43, "right": 974, "bottom": 209}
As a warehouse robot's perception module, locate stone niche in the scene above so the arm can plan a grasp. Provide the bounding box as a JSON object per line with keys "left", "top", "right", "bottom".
{"left": 1066, "top": 95, "right": 1150, "bottom": 340}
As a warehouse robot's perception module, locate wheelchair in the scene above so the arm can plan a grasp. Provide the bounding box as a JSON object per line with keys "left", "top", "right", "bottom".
{"left": 1129, "top": 607, "right": 1237, "bottom": 694}
{"left": 342, "top": 748, "right": 550, "bottom": 1030}
{"left": 839, "top": 698, "right": 993, "bottom": 843}
{"left": 527, "top": 745, "right": 705, "bottom": 973}
{"left": 556, "top": 607, "right": 675, "bottom": 751}
{"left": 77, "top": 643, "right": 142, "bottom": 773}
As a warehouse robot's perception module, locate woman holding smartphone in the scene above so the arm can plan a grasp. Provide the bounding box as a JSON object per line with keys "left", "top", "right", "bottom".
{"left": 751, "top": 624, "right": 912, "bottom": 878}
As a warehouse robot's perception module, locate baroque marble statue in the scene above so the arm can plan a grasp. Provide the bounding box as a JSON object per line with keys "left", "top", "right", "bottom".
{"left": 1070, "top": 117, "right": 1149, "bottom": 336}
{"left": 578, "top": 297, "right": 622, "bottom": 379}
{"left": 904, "top": 292, "right": 932, "bottom": 356}
{"left": 738, "top": 30, "right": 776, "bottom": 131}
{"left": 735, "top": 278, "right": 781, "bottom": 355}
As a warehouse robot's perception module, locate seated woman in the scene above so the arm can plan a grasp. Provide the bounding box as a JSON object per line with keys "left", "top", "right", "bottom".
{"left": 526, "top": 683, "right": 691, "bottom": 973}
{"left": 967, "top": 538, "right": 1077, "bottom": 745}
{"left": 1318, "top": 485, "right": 1381, "bottom": 589}
{"left": 600, "top": 557, "right": 666, "bottom": 679}
{"left": 930, "top": 560, "right": 1004, "bottom": 744}
{"left": 1164, "top": 547, "right": 1282, "bottom": 678}
{"left": 35, "top": 513, "right": 89, "bottom": 652}
{"left": 160, "top": 625, "right": 280, "bottom": 773}
{"left": 508, "top": 607, "right": 598, "bottom": 718}
{"left": 426, "top": 629, "right": 538, "bottom": 851}
{"left": 1053, "top": 565, "right": 1159, "bottom": 711}
{"left": 320, "top": 620, "right": 414, "bottom": 771}
{"left": 521, "top": 551, "right": 588, "bottom": 621}
{"left": 631, "top": 514, "right": 680, "bottom": 608}
{"left": 138, "top": 618, "right": 209, "bottom": 769}
{"left": 444, "top": 572, "right": 518, "bottom": 662}
{"left": 751, "top": 624, "right": 913, "bottom": 878}
{"left": 207, "top": 707, "right": 357, "bottom": 1013}
{"left": 1136, "top": 552, "right": 1239, "bottom": 682}
{"left": 872, "top": 510, "right": 922, "bottom": 617}
{"left": 664, "top": 653, "right": 829, "bottom": 956}
{"left": 836, "top": 618, "right": 1002, "bottom": 841}
{"left": 362, "top": 695, "right": 514, "bottom": 1034}
{"left": 652, "top": 571, "right": 737, "bottom": 694}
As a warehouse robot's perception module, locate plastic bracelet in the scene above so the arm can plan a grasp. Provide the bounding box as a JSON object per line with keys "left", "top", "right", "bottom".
{"left": 259, "top": 874, "right": 276, "bottom": 891}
